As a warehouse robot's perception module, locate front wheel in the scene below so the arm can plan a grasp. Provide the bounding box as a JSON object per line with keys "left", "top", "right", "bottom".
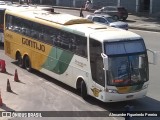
{"left": 122, "top": 17, "right": 127, "bottom": 21}
{"left": 24, "top": 56, "right": 32, "bottom": 72}
{"left": 81, "top": 80, "right": 87, "bottom": 99}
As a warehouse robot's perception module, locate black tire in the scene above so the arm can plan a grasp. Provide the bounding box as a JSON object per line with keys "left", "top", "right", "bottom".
{"left": 113, "top": 15, "right": 119, "bottom": 21}
{"left": 17, "top": 53, "right": 23, "bottom": 68}
{"left": 122, "top": 17, "right": 127, "bottom": 21}
{"left": 24, "top": 56, "right": 32, "bottom": 72}
{"left": 81, "top": 80, "right": 87, "bottom": 99}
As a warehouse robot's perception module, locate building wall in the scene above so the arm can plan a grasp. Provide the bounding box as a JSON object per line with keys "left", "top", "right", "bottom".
{"left": 58, "top": 0, "right": 73, "bottom": 7}
{"left": 74, "top": 0, "right": 86, "bottom": 8}
{"left": 42, "top": 0, "right": 56, "bottom": 5}
{"left": 92, "top": 0, "right": 118, "bottom": 9}
{"left": 152, "top": 0, "right": 160, "bottom": 14}
{"left": 120, "top": 0, "right": 136, "bottom": 12}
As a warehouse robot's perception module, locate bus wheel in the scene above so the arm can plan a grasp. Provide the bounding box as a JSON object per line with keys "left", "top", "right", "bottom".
{"left": 81, "top": 80, "right": 87, "bottom": 99}
{"left": 16, "top": 53, "right": 23, "bottom": 68}
{"left": 24, "top": 56, "right": 32, "bottom": 72}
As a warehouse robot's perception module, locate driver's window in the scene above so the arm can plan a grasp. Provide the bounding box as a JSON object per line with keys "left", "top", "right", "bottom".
{"left": 93, "top": 17, "right": 99, "bottom": 22}
{"left": 90, "top": 38, "right": 105, "bottom": 87}
{"left": 99, "top": 18, "right": 106, "bottom": 23}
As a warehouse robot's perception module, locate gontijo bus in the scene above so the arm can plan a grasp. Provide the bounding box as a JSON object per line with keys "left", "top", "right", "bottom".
{"left": 4, "top": 8, "right": 157, "bottom": 102}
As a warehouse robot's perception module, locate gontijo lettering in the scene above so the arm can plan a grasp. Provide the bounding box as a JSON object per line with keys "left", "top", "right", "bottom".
{"left": 22, "top": 38, "right": 45, "bottom": 52}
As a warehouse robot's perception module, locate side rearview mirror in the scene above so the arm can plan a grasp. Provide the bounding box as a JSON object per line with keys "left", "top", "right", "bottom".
{"left": 147, "top": 49, "right": 158, "bottom": 65}
{"left": 139, "top": 56, "right": 142, "bottom": 68}
{"left": 101, "top": 53, "right": 108, "bottom": 70}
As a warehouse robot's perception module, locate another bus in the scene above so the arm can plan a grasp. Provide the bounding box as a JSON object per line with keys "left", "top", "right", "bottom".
{"left": 0, "top": 8, "right": 5, "bottom": 43}
{"left": 0, "top": 1, "right": 7, "bottom": 43}
{"left": 4, "top": 8, "right": 157, "bottom": 102}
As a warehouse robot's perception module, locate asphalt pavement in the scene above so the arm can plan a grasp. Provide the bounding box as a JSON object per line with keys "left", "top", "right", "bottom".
{"left": 127, "top": 13, "right": 160, "bottom": 32}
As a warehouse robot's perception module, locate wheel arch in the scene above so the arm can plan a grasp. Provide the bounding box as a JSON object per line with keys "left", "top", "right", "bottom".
{"left": 23, "top": 53, "right": 31, "bottom": 64}
{"left": 15, "top": 50, "right": 21, "bottom": 60}
{"left": 76, "top": 76, "right": 88, "bottom": 91}
{"left": 23, "top": 53, "right": 29, "bottom": 60}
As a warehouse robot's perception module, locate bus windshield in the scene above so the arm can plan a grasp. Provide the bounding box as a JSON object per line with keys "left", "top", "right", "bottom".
{"left": 104, "top": 39, "right": 149, "bottom": 86}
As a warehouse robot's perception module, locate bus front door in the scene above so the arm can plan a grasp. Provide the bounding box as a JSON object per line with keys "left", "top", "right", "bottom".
{"left": 90, "top": 39, "right": 105, "bottom": 97}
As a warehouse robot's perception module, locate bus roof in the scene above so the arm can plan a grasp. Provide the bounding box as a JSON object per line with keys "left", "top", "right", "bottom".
{"left": 5, "top": 8, "right": 141, "bottom": 42}
{"left": 35, "top": 12, "right": 93, "bottom": 25}
{"left": 65, "top": 22, "right": 141, "bottom": 42}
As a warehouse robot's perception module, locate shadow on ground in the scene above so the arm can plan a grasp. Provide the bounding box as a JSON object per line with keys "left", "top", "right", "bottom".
{"left": 0, "top": 103, "right": 15, "bottom": 111}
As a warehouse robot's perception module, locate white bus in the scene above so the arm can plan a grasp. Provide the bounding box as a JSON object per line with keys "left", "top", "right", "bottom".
{"left": 4, "top": 8, "right": 157, "bottom": 102}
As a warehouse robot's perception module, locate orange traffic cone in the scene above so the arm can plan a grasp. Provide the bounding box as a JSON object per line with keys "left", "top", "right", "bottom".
{"left": 7, "top": 79, "right": 12, "bottom": 92}
{"left": 0, "top": 59, "right": 6, "bottom": 73}
{"left": 14, "top": 69, "right": 19, "bottom": 82}
{"left": 0, "top": 90, "right": 3, "bottom": 106}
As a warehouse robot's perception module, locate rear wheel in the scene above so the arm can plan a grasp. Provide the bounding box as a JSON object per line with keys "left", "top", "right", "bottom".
{"left": 81, "top": 80, "right": 87, "bottom": 99}
{"left": 24, "top": 56, "right": 32, "bottom": 72}
{"left": 122, "top": 17, "right": 127, "bottom": 21}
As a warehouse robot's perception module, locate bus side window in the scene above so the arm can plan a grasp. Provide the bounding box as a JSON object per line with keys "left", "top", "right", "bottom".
{"left": 51, "top": 35, "right": 57, "bottom": 46}
{"left": 21, "top": 28, "right": 27, "bottom": 35}
{"left": 20, "top": 19, "right": 30, "bottom": 37}
{"left": 90, "top": 39, "right": 105, "bottom": 87}
{"left": 30, "top": 22, "right": 39, "bottom": 39}
{"left": 6, "top": 15, "right": 13, "bottom": 30}
{"left": 47, "top": 26, "right": 56, "bottom": 45}
{"left": 41, "top": 25, "right": 53, "bottom": 44}
{"left": 31, "top": 30, "right": 38, "bottom": 39}
{"left": 74, "top": 35, "right": 87, "bottom": 57}
{"left": 39, "top": 33, "right": 44, "bottom": 40}
{"left": 12, "top": 17, "right": 21, "bottom": 33}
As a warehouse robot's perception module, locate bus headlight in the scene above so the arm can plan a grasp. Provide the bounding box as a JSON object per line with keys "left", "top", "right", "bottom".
{"left": 108, "top": 89, "right": 118, "bottom": 93}
{"left": 142, "top": 84, "right": 148, "bottom": 89}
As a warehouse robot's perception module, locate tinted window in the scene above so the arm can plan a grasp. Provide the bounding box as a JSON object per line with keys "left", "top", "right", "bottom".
{"left": 104, "top": 7, "right": 116, "bottom": 11}
{"left": 118, "top": 7, "right": 127, "bottom": 12}
{"left": 93, "top": 17, "right": 99, "bottom": 22}
{"left": 5, "top": 14, "right": 87, "bottom": 58}
{"left": 0, "top": 10, "right": 5, "bottom": 24}
{"left": 104, "top": 40, "right": 145, "bottom": 55}
{"left": 98, "top": 18, "right": 106, "bottom": 23}
{"left": 90, "top": 38, "right": 105, "bottom": 86}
